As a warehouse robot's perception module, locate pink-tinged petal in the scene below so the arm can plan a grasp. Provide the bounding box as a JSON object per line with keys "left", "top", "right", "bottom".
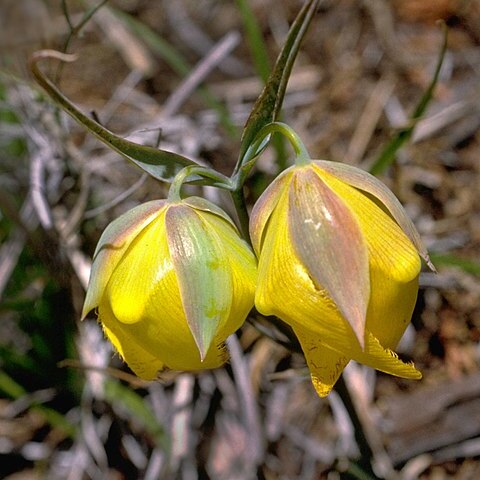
{"left": 292, "top": 324, "right": 349, "bottom": 397}
{"left": 82, "top": 200, "right": 167, "bottom": 319}
{"left": 105, "top": 213, "right": 229, "bottom": 370}
{"left": 183, "top": 196, "right": 238, "bottom": 231}
{"left": 250, "top": 168, "right": 294, "bottom": 256}
{"left": 313, "top": 160, "right": 435, "bottom": 271}
{"left": 312, "top": 167, "right": 421, "bottom": 348}
{"left": 288, "top": 167, "right": 370, "bottom": 348}
{"left": 166, "top": 205, "right": 232, "bottom": 361}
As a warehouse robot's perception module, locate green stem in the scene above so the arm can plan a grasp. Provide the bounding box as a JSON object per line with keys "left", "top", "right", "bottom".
{"left": 168, "top": 165, "right": 232, "bottom": 202}
{"left": 237, "top": 122, "right": 311, "bottom": 176}
{"left": 334, "top": 376, "right": 378, "bottom": 478}
{"left": 230, "top": 188, "right": 251, "bottom": 244}
{"left": 230, "top": 122, "right": 311, "bottom": 244}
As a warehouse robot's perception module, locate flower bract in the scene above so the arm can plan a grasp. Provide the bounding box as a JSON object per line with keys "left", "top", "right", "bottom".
{"left": 82, "top": 197, "right": 257, "bottom": 380}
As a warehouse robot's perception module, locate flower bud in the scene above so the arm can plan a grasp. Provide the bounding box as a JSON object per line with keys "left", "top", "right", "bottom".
{"left": 250, "top": 160, "right": 432, "bottom": 396}
{"left": 82, "top": 197, "right": 257, "bottom": 379}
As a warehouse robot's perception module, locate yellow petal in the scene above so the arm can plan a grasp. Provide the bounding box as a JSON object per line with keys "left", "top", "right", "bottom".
{"left": 82, "top": 200, "right": 166, "bottom": 319}
{"left": 249, "top": 168, "right": 293, "bottom": 255}
{"left": 314, "top": 169, "right": 421, "bottom": 348}
{"left": 99, "top": 303, "right": 164, "bottom": 380}
{"left": 292, "top": 324, "right": 349, "bottom": 397}
{"left": 105, "top": 276, "right": 229, "bottom": 371}
{"left": 255, "top": 187, "right": 421, "bottom": 380}
{"left": 104, "top": 204, "right": 251, "bottom": 371}
{"left": 288, "top": 167, "right": 370, "bottom": 348}
{"left": 107, "top": 209, "right": 173, "bottom": 325}
{"left": 293, "top": 319, "right": 420, "bottom": 393}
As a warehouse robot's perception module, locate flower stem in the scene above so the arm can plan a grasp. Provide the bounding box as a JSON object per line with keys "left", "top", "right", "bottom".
{"left": 268, "top": 122, "right": 310, "bottom": 165}
{"left": 236, "top": 122, "right": 311, "bottom": 175}
{"left": 231, "top": 187, "right": 252, "bottom": 244}
{"left": 168, "top": 165, "right": 232, "bottom": 202}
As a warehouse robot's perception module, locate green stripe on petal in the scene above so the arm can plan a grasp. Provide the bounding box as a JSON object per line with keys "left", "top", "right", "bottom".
{"left": 183, "top": 196, "right": 238, "bottom": 231}
{"left": 82, "top": 200, "right": 167, "bottom": 319}
{"left": 313, "top": 168, "right": 421, "bottom": 347}
{"left": 166, "top": 205, "right": 233, "bottom": 361}
{"left": 288, "top": 167, "right": 370, "bottom": 349}
{"left": 313, "top": 161, "right": 434, "bottom": 271}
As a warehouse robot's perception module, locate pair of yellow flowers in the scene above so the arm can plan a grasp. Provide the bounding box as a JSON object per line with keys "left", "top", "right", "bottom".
{"left": 82, "top": 159, "right": 432, "bottom": 397}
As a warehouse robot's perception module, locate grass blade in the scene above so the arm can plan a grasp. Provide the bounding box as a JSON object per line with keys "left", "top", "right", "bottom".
{"left": 369, "top": 25, "right": 448, "bottom": 176}
{"left": 235, "top": 0, "right": 271, "bottom": 83}
{"left": 237, "top": 0, "right": 321, "bottom": 166}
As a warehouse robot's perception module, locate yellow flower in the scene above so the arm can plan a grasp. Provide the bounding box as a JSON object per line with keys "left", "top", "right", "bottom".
{"left": 250, "top": 160, "right": 433, "bottom": 397}
{"left": 82, "top": 197, "right": 257, "bottom": 380}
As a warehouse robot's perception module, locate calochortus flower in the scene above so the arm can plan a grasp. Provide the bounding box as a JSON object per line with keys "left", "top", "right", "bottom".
{"left": 82, "top": 197, "right": 257, "bottom": 380}
{"left": 250, "top": 159, "right": 434, "bottom": 397}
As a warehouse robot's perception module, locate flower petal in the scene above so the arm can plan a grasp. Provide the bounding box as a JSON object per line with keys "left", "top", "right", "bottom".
{"left": 313, "top": 161, "right": 434, "bottom": 270}
{"left": 198, "top": 210, "right": 257, "bottom": 342}
{"left": 105, "top": 236, "right": 229, "bottom": 370}
{"left": 82, "top": 200, "right": 166, "bottom": 319}
{"left": 293, "top": 317, "right": 421, "bottom": 385}
{"left": 250, "top": 168, "right": 294, "bottom": 255}
{"left": 361, "top": 333, "right": 422, "bottom": 379}
{"left": 288, "top": 167, "right": 370, "bottom": 348}
{"left": 166, "top": 205, "right": 233, "bottom": 360}
{"left": 107, "top": 209, "right": 173, "bottom": 325}
{"left": 256, "top": 195, "right": 420, "bottom": 380}
{"left": 292, "top": 325, "right": 349, "bottom": 397}
{"left": 99, "top": 303, "right": 164, "bottom": 380}
{"left": 314, "top": 168, "right": 421, "bottom": 348}
{"left": 183, "top": 196, "right": 238, "bottom": 231}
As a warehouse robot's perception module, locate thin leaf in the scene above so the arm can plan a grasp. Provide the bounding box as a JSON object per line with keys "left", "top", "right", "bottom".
{"left": 429, "top": 252, "right": 480, "bottom": 276}
{"left": 29, "top": 50, "right": 196, "bottom": 183}
{"left": 235, "top": 0, "right": 289, "bottom": 170}
{"left": 235, "top": 0, "right": 270, "bottom": 83}
{"left": 237, "top": 0, "right": 321, "bottom": 165}
{"left": 369, "top": 25, "right": 448, "bottom": 176}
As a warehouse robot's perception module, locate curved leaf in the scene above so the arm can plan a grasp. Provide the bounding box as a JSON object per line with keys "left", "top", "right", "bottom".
{"left": 29, "top": 50, "right": 196, "bottom": 182}
{"left": 236, "top": 0, "right": 321, "bottom": 167}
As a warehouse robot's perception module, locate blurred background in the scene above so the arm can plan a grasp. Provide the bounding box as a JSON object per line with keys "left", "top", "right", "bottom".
{"left": 1, "top": 0, "right": 479, "bottom": 478}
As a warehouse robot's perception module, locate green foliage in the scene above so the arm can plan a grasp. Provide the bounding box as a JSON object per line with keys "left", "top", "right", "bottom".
{"left": 429, "top": 252, "right": 480, "bottom": 276}
{"left": 369, "top": 25, "right": 448, "bottom": 176}
{"left": 236, "top": 0, "right": 321, "bottom": 167}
